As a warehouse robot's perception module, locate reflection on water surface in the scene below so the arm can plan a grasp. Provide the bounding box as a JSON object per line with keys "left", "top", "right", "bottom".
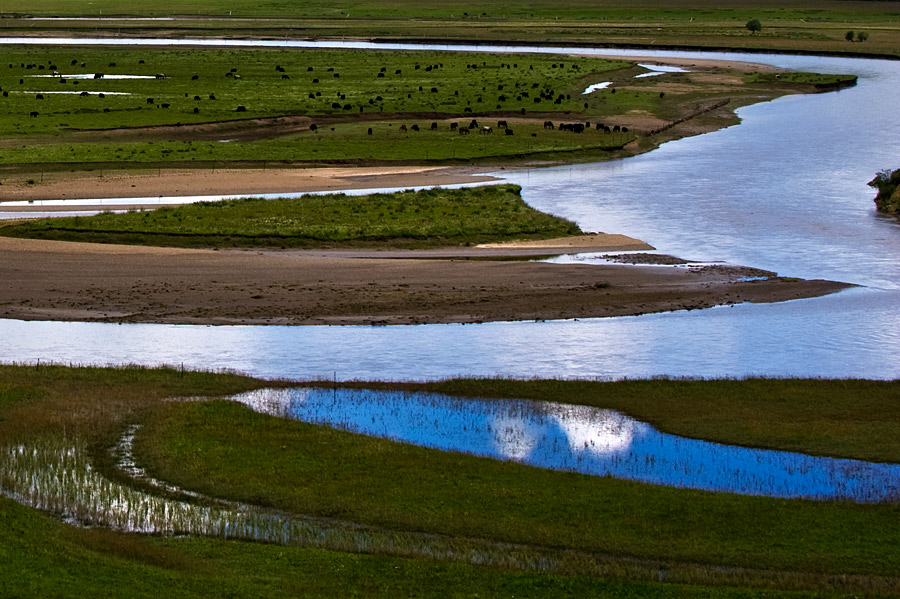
{"left": 235, "top": 388, "right": 900, "bottom": 502}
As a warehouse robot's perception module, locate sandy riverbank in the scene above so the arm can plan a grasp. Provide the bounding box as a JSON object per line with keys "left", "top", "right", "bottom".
{"left": 0, "top": 165, "right": 500, "bottom": 204}
{"left": 0, "top": 235, "right": 850, "bottom": 326}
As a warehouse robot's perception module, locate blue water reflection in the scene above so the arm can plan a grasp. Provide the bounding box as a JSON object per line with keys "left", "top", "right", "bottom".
{"left": 233, "top": 387, "right": 900, "bottom": 502}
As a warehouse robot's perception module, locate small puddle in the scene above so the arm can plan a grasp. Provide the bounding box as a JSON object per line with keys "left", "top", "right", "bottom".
{"left": 582, "top": 81, "right": 612, "bottom": 94}
{"left": 234, "top": 388, "right": 900, "bottom": 502}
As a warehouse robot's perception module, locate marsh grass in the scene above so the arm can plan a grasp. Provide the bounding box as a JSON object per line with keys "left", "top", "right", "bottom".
{"left": 0, "top": 184, "right": 583, "bottom": 248}
{"left": 3, "top": 366, "right": 900, "bottom": 596}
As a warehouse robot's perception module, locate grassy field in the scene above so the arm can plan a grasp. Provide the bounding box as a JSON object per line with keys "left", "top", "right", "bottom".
{"left": 0, "top": 43, "right": 854, "bottom": 174}
{"left": 1, "top": 0, "right": 899, "bottom": 58}
{"left": 0, "top": 366, "right": 898, "bottom": 597}
{"left": 0, "top": 184, "right": 583, "bottom": 248}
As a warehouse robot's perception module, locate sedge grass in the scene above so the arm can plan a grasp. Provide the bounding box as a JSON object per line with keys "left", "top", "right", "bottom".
{"left": 0, "top": 184, "right": 583, "bottom": 248}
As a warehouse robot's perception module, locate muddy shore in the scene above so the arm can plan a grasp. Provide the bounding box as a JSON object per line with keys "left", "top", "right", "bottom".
{"left": 0, "top": 235, "right": 850, "bottom": 326}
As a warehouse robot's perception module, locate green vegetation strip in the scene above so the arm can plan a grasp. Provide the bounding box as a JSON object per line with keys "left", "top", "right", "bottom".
{"left": 0, "top": 184, "right": 582, "bottom": 248}
{"left": 1, "top": 0, "right": 899, "bottom": 58}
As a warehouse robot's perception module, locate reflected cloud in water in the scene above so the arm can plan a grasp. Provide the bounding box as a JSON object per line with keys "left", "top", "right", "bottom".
{"left": 234, "top": 387, "right": 900, "bottom": 502}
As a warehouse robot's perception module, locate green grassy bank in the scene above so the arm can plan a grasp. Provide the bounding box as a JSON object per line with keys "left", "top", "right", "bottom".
{"left": 1, "top": 0, "right": 899, "bottom": 58}
{"left": 1, "top": 366, "right": 898, "bottom": 597}
{"left": 0, "top": 184, "right": 582, "bottom": 248}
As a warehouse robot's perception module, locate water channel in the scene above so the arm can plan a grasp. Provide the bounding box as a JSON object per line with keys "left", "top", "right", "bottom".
{"left": 235, "top": 387, "right": 900, "bottom": 502}
{"left": 1, "top": 39, "right": 899, "bottom": 381}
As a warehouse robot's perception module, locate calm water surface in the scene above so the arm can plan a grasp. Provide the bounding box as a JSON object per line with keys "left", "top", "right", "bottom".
{"left": 1, "top": 41, "right": 899, "bottom": 380}
{"left": 234, "top": 387, "right": 900, "bottom": 502}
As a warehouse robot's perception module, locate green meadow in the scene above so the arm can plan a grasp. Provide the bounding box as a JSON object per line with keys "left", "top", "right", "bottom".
{"left": 0, "top": 366, "right": 898, "bottom": 597}
{"left": 0, "top": 44, "right": 852, "bottom": 173}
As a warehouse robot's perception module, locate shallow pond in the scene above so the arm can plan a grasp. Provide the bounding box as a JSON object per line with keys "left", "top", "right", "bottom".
{"left": 235, "top": 387, "right": 900, "bottom": 502}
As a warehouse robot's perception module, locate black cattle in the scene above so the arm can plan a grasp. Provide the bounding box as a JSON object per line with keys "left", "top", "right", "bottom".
{"left": 35, "top": 94, "right": 43, "bottom": 99}
{"left": 458, "top": 127, "right": 469, "bottom": 135}
{"left": 108, "top": 62, "right": 116, "bottom": 67}
{"left": 497, "top": 120, "right": 508, "bottom": 129}
{"left": 430, "top": 122, "right": 438, "bottom": 130}
{"left": 29, "top": 111, "right": 38, "bottom": 117}
{"left": 367, "top": 128, "right": 373, "bottom": 135}
{"left": 161, "top": 103, "right": 170, "bottom": 108}
{"left": 236, "top": 105, "right": 246, "bottom": 112}
{"left": 543, "top": 120, "right": 554, "bottom": 129}
{"left": 469, "top": 119, "right": 478, "bottom": 129}
{"left": 411, "top": 124, "right": 420, "bottom": 132}
{"left": 282, "top": 74, "right": 290, "bottom": 79}
{"left": 209, "top": 94, "right": 216, "bottom": 100}
{"left": 309, "top": 123, "right": 318, "bottom": 132}
{"left": 192, "top": 74, "right": 199, "bottom": 80}
{"left": 505, "top": 128, "right": 514, "bottom": 136}
{"left": 450, "top": 122, "right": 458, "bottom": 130}
{"left": 146, "top": 97, "right": 154, "bottom": 104}
{"left": 194, "top": 107, "right": 200, "bottom": 113}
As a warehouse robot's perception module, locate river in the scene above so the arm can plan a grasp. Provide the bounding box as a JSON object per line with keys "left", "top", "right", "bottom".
{"left": 1, "top": 40, "right": 898, "bottom": 381}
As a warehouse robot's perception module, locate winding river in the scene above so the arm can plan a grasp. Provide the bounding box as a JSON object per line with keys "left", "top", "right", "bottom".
{"left": 1, "top": 39, "right": 899, "bottom": 380}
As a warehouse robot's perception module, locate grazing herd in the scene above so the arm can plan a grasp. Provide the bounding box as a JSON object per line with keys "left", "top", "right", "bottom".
{"left": 4, "top": 54, "right": 638, "bottom": 147}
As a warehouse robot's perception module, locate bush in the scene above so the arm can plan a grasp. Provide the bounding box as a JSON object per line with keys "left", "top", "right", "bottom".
{"left": 868, "top": 168, "right": 900, "bottom": 214}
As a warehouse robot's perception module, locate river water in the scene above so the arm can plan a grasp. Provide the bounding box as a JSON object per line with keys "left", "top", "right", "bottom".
{"left": 1, "top": 40, "right": 899, "bottom": 380}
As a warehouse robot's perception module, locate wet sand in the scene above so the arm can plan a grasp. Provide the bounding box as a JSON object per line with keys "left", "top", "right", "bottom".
{"left": 0, "top": 236, "right": 850, "bottom": 326}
